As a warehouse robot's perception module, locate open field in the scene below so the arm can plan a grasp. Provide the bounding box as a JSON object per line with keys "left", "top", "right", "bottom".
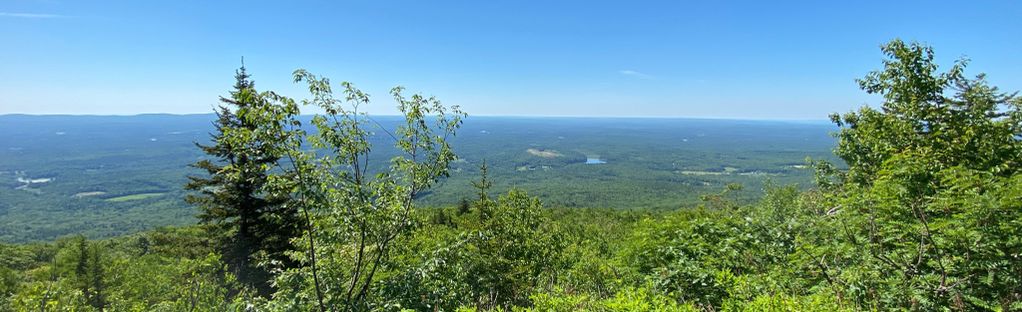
{"left": 105, "top": 192, "right": 165, "bottom": 202}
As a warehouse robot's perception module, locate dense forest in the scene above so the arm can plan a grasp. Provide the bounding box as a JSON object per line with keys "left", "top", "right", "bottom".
{"left": 1, "top": 39, "right": 1020, "bottom": 311}
{"left": 0, "top": 113, "right": 836, "bottom": 243}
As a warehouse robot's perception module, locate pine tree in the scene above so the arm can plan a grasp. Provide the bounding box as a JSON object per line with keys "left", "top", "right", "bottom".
{"left": 88, "top": 244, "right": 105, "bottom": 309}
{"left": 472, "top": 160, "right": 494, "bottom": 220}
{"left": 185, "top": 65, "right": 301, "bottom": 296}
{"left": 457, "top": 197, "right": 471, "bottom": 215}
{"left": 73, "top": 236, "right": 90, "bottom": 300}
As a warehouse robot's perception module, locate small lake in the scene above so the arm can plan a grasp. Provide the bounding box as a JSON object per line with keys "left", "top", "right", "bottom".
{"left": 585, "top": 158, "right": 607, "bottom": 165}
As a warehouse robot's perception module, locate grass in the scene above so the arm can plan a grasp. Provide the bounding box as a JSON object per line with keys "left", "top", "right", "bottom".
{"left": 105, "top": 192, "right": 166, "bottom": 202}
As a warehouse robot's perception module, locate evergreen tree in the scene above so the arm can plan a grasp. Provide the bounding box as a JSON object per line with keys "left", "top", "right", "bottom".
{"left": 457, "top": 197, "right": 471, "bottom": 215}
{"left": 73, "top": 236, "right": 90, "bottom": 301}
{"left": 87, "top": 244, "right": 105, "bottom": 309}
{"left": 185, "top": 65, "right": 301, "bottom": 296}
{"left": 472, "top": 160, "right": 494, "bottom": 220}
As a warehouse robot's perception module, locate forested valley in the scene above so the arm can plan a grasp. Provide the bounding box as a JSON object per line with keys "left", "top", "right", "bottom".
{"left": 2, "top": 40, "right": 1021, "bottom": 311}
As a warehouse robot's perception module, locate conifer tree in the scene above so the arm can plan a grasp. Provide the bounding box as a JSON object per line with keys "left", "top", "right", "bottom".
{"left": 87, "top": 244, "right": 105, "bottom": 309}
{"left": 73, "top": 236, "right": 90, "bottom": 300}
{"left": 472, "top": 160, "right": 494, "bottom": 220}
{"left": 185, "top": 64, "right": 301, "bottom": 296}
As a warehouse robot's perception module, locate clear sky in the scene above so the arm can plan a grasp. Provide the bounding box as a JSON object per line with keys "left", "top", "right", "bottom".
{"left": 1, "top": 1, "right": 1019, "bottom": 119}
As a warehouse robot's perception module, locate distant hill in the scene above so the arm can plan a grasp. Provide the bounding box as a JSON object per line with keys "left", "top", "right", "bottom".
{"left": 0, "top": 114, "right": 838, "bottom": 242}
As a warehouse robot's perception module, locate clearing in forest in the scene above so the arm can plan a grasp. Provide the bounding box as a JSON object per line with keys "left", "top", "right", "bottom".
{"left": 526, "top": 148, "right": 563, "bottom": 158}
{"left": 105, "top": 192, "right": 166, "bottom": 202}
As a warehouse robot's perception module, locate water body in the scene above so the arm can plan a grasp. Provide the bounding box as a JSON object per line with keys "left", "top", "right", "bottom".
{"left": 585, "top": 158, "right": 607, "bottom": 165}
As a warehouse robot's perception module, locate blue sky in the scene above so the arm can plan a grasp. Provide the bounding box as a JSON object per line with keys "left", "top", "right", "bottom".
{"left": 1, "top": 1, "right": 1019, "bottom": 119}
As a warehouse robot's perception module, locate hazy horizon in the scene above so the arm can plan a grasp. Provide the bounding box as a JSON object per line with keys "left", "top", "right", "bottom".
{"left": 0, "top": 112, "right": 836, "bottom": 122}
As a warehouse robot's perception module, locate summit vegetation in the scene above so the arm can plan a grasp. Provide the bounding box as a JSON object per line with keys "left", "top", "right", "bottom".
{"left": 1, "top": 39, "right": 1020, "bottom": 311}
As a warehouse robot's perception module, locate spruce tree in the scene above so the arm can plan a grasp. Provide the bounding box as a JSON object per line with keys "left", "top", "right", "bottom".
{"left": 73, "top": 236, "right": 90, "bottom": 300}
{"left": 472, "top": 160, "right": 494, "bottom": 220}
{"left": 185, "top": 65, "right": 300, "bottom": 296}
{"left": 88, "top": 244, "right": 105, "bottom": 309}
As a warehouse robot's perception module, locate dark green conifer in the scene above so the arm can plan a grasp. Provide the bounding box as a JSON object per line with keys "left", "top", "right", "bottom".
{"left": 472, "top": 160, "right": 494, "bottom": 220}
{"left": 185, "top": 64, "right": 300, "bottom": 296}
{"left": 88, "top": 244, "right": 105, "bottom": 309}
